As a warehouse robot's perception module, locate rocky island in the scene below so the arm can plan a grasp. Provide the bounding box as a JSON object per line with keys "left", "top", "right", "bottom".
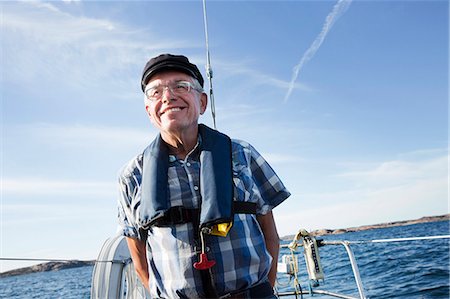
{"left": 0, "top": 260, "right": 95, "bottom": 278}
{"left": 281, "top": 214, "right": 449, "bottom": 240}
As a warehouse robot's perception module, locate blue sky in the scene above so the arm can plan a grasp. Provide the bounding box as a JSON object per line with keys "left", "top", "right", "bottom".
{"left": 1, "top": 0, "right": 448, "bottom": 272}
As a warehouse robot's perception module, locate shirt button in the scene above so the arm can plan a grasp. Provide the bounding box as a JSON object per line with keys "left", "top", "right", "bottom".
{"left": 186, "top": 162, "right": 191, "bottom": 167}
{"left": 194, "top": 186, "right": 199, "bottom": 191}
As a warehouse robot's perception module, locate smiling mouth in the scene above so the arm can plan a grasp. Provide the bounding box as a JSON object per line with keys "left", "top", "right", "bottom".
{"left": 161, "top": 107, "right": 184, "bottom": 115}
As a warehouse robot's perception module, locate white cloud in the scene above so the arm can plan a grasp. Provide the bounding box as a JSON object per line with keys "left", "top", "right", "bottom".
{"left": 2, "top": 1, "right": 297, "bottom": 106}
{"left": 217, "top": 60, "right": 311, "bottom": 92}
{"left": 336, "top": 154, "right": 447, "bottom": 187}
{"left": 259, "top": 153, "right": 303, "bottom": 166}
{"left": 275, "top": 150, "right": 449, "bottom": 236}
{"left": 215, "top": 104, "right": 272, "bottom": 123}
{"left": 10, "top": 122, "right": 156, "bottom": 151}
{"left": 2, "top": 177, "right": 116, "bottom": 197}
{"left": 1, "top": 1, "right": 198, "bottom": 96}
{"left": 276, "top": 177, "right": 448, "bottom": 236}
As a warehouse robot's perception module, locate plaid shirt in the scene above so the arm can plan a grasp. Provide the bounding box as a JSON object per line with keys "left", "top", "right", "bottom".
{"left": 118, "top": 138, "right": 290, "bottom": 298}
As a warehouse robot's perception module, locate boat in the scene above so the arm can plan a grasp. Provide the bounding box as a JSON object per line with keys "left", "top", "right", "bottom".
{"left": 90, "top": 235, "right": 149, "bottom": 298}
{"left": 90, "top": 228, "right": 450, "bottom": 299}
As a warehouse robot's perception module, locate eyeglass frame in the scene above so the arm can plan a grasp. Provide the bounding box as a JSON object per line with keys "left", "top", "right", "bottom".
{"left": 144, "top": 80, "right": 204, "bottom": 102}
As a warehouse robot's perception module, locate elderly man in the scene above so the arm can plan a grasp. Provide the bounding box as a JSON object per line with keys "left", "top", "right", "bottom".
{"left": 118, "top": 54, "right": 290, "bottom": 298}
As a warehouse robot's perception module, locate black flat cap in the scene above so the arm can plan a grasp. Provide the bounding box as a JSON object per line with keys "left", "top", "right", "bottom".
{"left": 141, "top": 54, "right": 204, "bottom": 92}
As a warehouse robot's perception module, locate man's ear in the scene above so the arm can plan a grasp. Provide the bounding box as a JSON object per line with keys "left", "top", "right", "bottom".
{"left": 145, "top": 103, "right": 153, "bottom": 120}
{"left": 199, "top": 93, "right": 208, "bottom": 115}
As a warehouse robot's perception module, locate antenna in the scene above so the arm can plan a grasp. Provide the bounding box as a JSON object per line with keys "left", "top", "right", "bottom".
{"left": 202, "top": 0, "right": 217, "bottom": 129}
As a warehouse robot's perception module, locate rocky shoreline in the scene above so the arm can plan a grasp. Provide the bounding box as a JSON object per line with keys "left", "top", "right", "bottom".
{"left": 281, "top": 214, "right": 449, "bottom": 240}
{"left": 1, "top": 214, "right": 448, "bottom": 278}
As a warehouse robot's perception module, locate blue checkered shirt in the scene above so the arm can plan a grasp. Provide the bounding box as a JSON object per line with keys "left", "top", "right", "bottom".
{"left": 118, "top": 138, "right": 290, "bottom": 298}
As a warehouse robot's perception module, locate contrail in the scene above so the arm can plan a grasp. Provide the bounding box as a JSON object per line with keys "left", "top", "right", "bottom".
{"left": 284, "top": 0, "right": 352, "bottom": 102}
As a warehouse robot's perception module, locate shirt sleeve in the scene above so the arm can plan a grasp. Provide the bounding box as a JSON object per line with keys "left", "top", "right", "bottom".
{"left": 232, "top": 140, "right": 291, "bottom": 215}
{"left": 117, "top": 158, "right": 147, "bottom": 241}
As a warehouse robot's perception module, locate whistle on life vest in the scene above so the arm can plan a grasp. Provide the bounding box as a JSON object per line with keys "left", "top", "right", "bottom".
{"left": 193, "top": 253, "right": 216, "bottom": 270}
{"left": 193, "top": 227, "right": 218, "bottom": 270}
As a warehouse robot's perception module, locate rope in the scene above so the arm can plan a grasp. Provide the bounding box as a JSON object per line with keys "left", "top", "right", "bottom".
{"left": 202, "top": 0, "right": 217, "bottom": 129}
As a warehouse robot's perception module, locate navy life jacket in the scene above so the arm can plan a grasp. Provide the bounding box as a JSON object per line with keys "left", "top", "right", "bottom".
{"left": 138, "top": 124, "right": 255, "bottom": 231}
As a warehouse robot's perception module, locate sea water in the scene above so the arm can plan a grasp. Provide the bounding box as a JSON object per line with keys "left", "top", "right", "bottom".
{"left": 277, "top": 220, "right": 449, "bottom": 299}
{"left": 0, "top": 265, "right": 92, "bottom": 298}
{"left": 0, "top": 221, "right": 448, "bottom": 299}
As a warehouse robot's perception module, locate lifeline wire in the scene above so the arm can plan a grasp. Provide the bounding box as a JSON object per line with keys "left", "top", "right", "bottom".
{"left": 0, "top": 257, "right": 129, "bottom": 264}
{"left": 202, "top": 0, "right": 216, "bottom": 129}
{"left": 352, "top": 235, "right": 450, "bottom": 244}
{"left": 280, "top": 234, "right": 450, "bottom": 248}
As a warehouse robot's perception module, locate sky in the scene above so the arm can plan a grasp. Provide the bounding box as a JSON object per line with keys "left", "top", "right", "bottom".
{"left": 1, "top": 0, "right": 448, "bottom": 272}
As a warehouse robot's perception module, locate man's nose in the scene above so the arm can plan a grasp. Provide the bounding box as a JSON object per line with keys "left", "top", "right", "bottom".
{"left": 161, "top": 86, "right": 176, "bottom": 102}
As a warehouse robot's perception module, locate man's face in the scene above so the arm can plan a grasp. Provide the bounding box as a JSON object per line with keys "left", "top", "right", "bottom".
{"left": 144, "top": 71, "right": 207, "bottom": 136}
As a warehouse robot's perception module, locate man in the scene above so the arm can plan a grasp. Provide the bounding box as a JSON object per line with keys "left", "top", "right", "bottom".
{"left": 118, "top": 53, "right": 290, "bottom": 298}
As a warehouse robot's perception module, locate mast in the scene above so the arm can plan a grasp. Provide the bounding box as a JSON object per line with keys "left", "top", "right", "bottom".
{"left": 202, "top": 0, "right": 217, "bottom": 129}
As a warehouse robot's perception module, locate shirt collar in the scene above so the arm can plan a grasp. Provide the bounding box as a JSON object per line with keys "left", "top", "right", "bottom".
{"left": 168, "top": 134, "right": 202, "bottom": 163}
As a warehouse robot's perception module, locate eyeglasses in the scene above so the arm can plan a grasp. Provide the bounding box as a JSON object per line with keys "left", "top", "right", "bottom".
{"left": 144, "top": 81, "right": 201, "bottom": 102}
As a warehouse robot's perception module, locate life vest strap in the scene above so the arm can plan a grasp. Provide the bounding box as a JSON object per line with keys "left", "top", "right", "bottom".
{"left": 152, "top": 202, "right": 256, "bottom": 227}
